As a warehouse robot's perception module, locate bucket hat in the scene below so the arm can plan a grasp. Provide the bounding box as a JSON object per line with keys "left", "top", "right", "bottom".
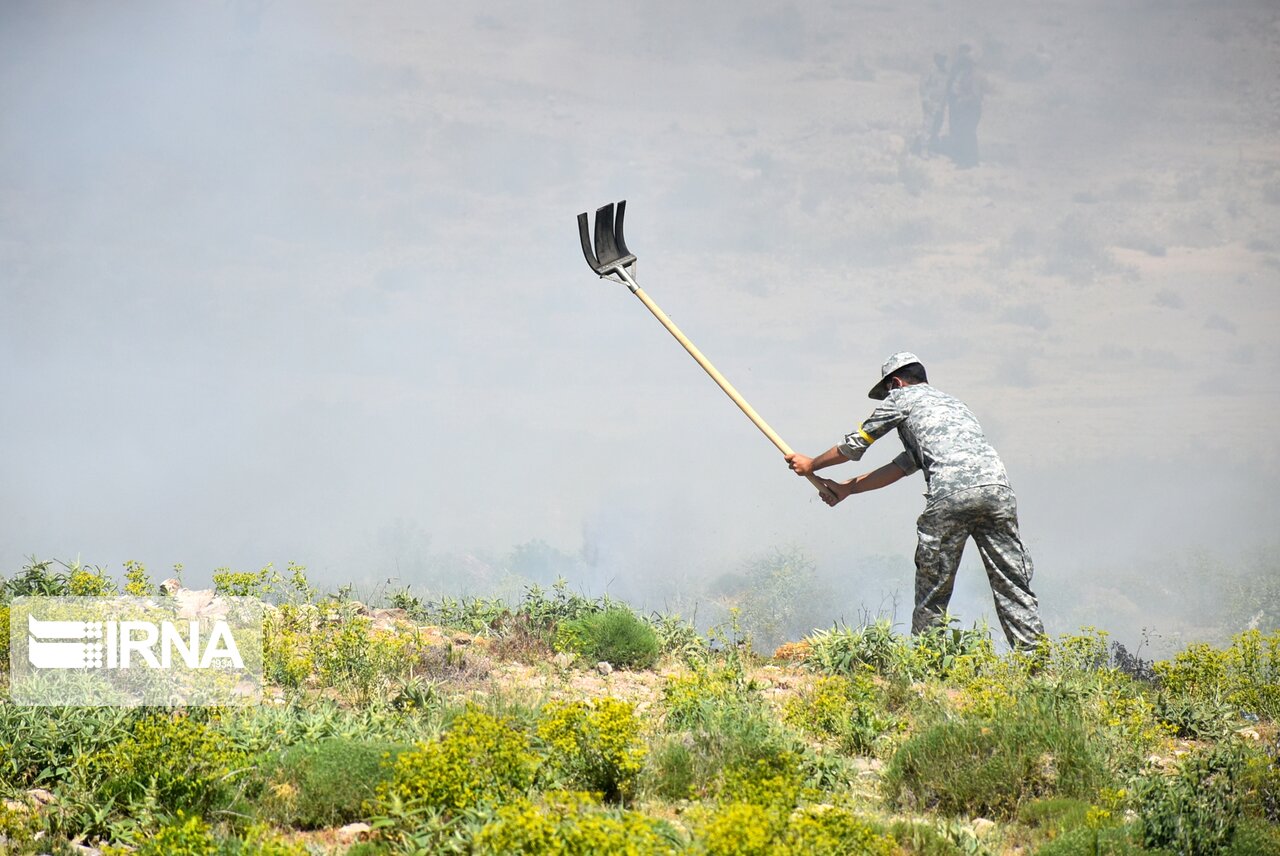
{"left": 869, "top": 352, "right": 924, "bottom": 400}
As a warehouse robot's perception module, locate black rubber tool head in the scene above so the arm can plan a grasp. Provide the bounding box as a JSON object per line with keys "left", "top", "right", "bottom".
{"left": 577, "top": 200, "right": 637, "bottom": 276}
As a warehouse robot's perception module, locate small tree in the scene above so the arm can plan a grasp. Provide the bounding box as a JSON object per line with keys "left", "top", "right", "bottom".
{"left": 712, "top": 546, "right": 828, "bottom": 651}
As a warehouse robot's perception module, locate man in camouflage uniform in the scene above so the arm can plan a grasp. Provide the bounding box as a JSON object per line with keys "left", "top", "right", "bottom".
{"left": 786, "top": 352, "right": 1045, "bottom": 650}
{"left": 914, "top": 52, "right": 950, "bottom": 157}
{"left": 945, "top": 45, "right": 983, "bottom": 168}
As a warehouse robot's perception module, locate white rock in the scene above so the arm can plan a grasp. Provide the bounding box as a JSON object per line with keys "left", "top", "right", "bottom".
{"left": 851, "top": 757, "right": 883, "bottom": 777}
{"left": 369, "top": 608, "right": 409, "bottom": 632}
{"left": 26, "top": 789, "right": 55, "bottom": 806}
{"left": 338, "top": 822, "right": 372, "bottom": 842}
{"left": 173, "top": 588, "right": 224, "bottom": 620}
{"left": 595, "top": 661, "right": 613, "bottom": 676}
{"left": 972, "top": 818, "right": 997, "bottom": 839}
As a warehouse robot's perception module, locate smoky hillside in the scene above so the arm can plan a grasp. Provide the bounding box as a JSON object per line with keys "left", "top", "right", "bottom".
{"left": 2, "top": 0, "right": 1278, "bottom": 656}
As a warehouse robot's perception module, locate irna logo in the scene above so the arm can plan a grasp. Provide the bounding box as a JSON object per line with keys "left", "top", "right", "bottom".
{"left": 26, "top": 615, "right": 245, "bottom": 670}
{"left": 8, "top": 596, "right": 263, "bottom": 707}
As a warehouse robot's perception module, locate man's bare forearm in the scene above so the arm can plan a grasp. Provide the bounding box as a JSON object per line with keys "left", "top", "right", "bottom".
{"left": 849, "top": 461, "right": 907, "bottom": 493}
{"left": 815, "top": 460, "right": 908, "bottom": 506}
{"left": 785, "top": 446, "right": 852, "bottom": 477}
{"left": 809, "top": 445, "right": 851, "bottom": 471}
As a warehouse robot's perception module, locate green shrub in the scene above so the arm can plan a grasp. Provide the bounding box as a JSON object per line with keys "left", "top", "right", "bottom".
{"left": 1240, "top": 745, "right": 1280, "bottom": 823}
{"left": 885, "top": 819, "right": 968, "bottom": 856}
{"left": 3, "top": 558, "right": 76, "bottom": 597}
{"left": 128, "top": 811, "right": 217, "bottom": 856}
{"left": 213, "top": 563, "right": 284, "bottom": 599}
{"left": 1033, "top": 827, "right": 1156, "bottom": 856}
{"left": 1154, "top": 692, "right": 1237, "bottom": 738}
{"left": 1017, "top": 796, "right": 1094, "bottom": 833}
{"left": 537, "top": 697, "right": 647, "bottom": 802}
{"left": 262, "top": 602, "right": 421, "bottom": 698}
{"left": 682, "top": 753, "right": 807, "bottom": 855}
{"left": 781, "top": 806, "right": 896, "bottom": 856}
{"left": 216, "top": 824, "right": 313, "bottom": 856}
{"left": 555, "top": 607, "right": 659, "bottom": 669}
{"left": 661, "top": 664, "right": 752, "bottom": 731}
{"left": 883, "top": 694, "right": 1107, "bottom": 818}
{"left": 900, "top": 617, "right": 997, "bottom": 681}
{"left": 647, "top": 612, "right": 706, "bottom": 663}
{"left": 0, "top": 704, "right": 136, "bottom": 790}
{"left": 1155, "top": 630, "right": 1280, "bottom": 719}
{"left": 718, "top": 752, "right": 803, "bottom": 812}
{"left": 1043, "top": 628, "right": 1113, "bottom": 675}
{"left": 473, "top": 791, "right": 679, "bottom": 855}
{"left": 693, "top": 801, "right": 777, "bottom": 855}
{"left": 1134, "top": 742, "right": 1245, "bottom": 856}
{"left": 0, "top": 604, "right": 9, "bottom": 674}
{"left": 122, "top": 560, "right": 155, "bottom": 597}
{"left": 643, "top": 736, "right": 697, "bottom": 800}
{"left": 803, "top": 620, "right": 903, "bottom": 677}
{"left": 66, "top": 560, "right": 118, "bottom": 596}
{"left": 783, "top": 673, "right": 894, "bottom": 754}
{"left": 259, "top": 737, "right": 410, "bottom": 828}
{"left": 1021, "top": 793, "right": 1148, "bottom": 856}
{"left": 692, "top": 799, "right": 895, "bottom": 856}
{"left": 407, "top": 577, "right": 612, "bottom": 639}
{"left": 658, "top": 664, "right": 794, "bottom": 800}
{"left": 803, "top": 616, "right": 996, "bottom": 682}
{"left": 1088, "top": 683, "right": 1178, "bottom": 771}
{"left": 377, "top": 706, "right": 536, "bottom": 814}
{"left": 80, "top": 713, "right": 251, "bottom": 822}
{"left": 0, "top": 799, "right": 43, "bottom": 853}
{"left": 1227, "top": 818, "right": 1280, "bottom": 856}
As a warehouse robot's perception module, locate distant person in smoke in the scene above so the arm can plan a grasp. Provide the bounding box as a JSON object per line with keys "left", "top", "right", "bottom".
{"left": 785, "top": 353, "right": 1045, "bottom": 651}
{"left": 914, "top": 52, "right": 950, "bottom": 157}
{"left": 944, "top": 44, "right": 984, "bottom": 168}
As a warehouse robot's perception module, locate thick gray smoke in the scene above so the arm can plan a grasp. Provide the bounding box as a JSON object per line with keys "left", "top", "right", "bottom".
{"left": 3, "top": 1, "right": 1278, "bottom": 653}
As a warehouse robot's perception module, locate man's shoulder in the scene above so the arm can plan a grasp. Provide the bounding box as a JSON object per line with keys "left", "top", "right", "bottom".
{"left": 899, "top": 385, "right": 976, "bottom": 418}
{"left": 895, "top": 383, "right": 952, "bottom": 403}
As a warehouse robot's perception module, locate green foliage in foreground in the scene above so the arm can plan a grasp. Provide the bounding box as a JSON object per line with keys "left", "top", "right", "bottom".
{"left": 80, "top": 712, "right": 252, "bottom": 833}
{"left": 1155, "top": 629, "right": 1280, "bottom": 720}
{"left": 554, "top": 606, "right": 661, "bottom": 669}
{"left": 259, "top": 738, "right": 410, "bottom": 829}
{"left": 473, "top": 791, "right": 679, "bottom": 855}
{"left": 783, "top": 672, "right": 896, "bottom": 755}
{"left": 1134, "top": 742, "right": 1244, "bottom": 855}
{"left": 1, "top": 556, "right": 1278, "bottom": 855}
{"left": 537, "top": 697, "right": 647, "bottom": 801}
{"left": 883, "top": 691, "right": 1108, "bottom": 818}
{"left": 802, "top": 615, "right": 996, "bottom": 682}
{"left": 377, "top": 706, "right": 538, "bottom": 814}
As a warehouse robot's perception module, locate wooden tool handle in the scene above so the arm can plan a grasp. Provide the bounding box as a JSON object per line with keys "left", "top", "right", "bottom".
{"left": 620, "top": 275, "right": 837, "bottom": 503}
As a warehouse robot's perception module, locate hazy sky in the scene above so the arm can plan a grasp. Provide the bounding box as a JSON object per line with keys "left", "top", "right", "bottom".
{"left": 3, "top": 1, "right": 1278, "bottom": 639}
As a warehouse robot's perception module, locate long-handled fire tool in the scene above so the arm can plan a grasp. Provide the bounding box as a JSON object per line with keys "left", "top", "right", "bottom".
{"left": 577, "top": 200, "right": 836, "bottom": 503}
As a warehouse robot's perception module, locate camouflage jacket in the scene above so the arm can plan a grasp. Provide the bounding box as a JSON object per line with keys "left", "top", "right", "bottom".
{"left": 919, "top": 68, "right": 950, "bottom": 112}
{"left": 837, "top": 384, "right": 1009, "bottom": 503}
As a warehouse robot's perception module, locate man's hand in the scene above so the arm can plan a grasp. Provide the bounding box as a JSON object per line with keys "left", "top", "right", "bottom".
{"left": 785, "top": 453, "right": 815, "bottom": 476}
{"left": 819, "top": 477, "right": 853, "bottom": 507}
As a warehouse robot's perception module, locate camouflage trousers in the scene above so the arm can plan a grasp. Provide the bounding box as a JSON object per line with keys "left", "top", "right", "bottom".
{"left": 912, "top": 485, "right": 1045, "bottom": 650}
